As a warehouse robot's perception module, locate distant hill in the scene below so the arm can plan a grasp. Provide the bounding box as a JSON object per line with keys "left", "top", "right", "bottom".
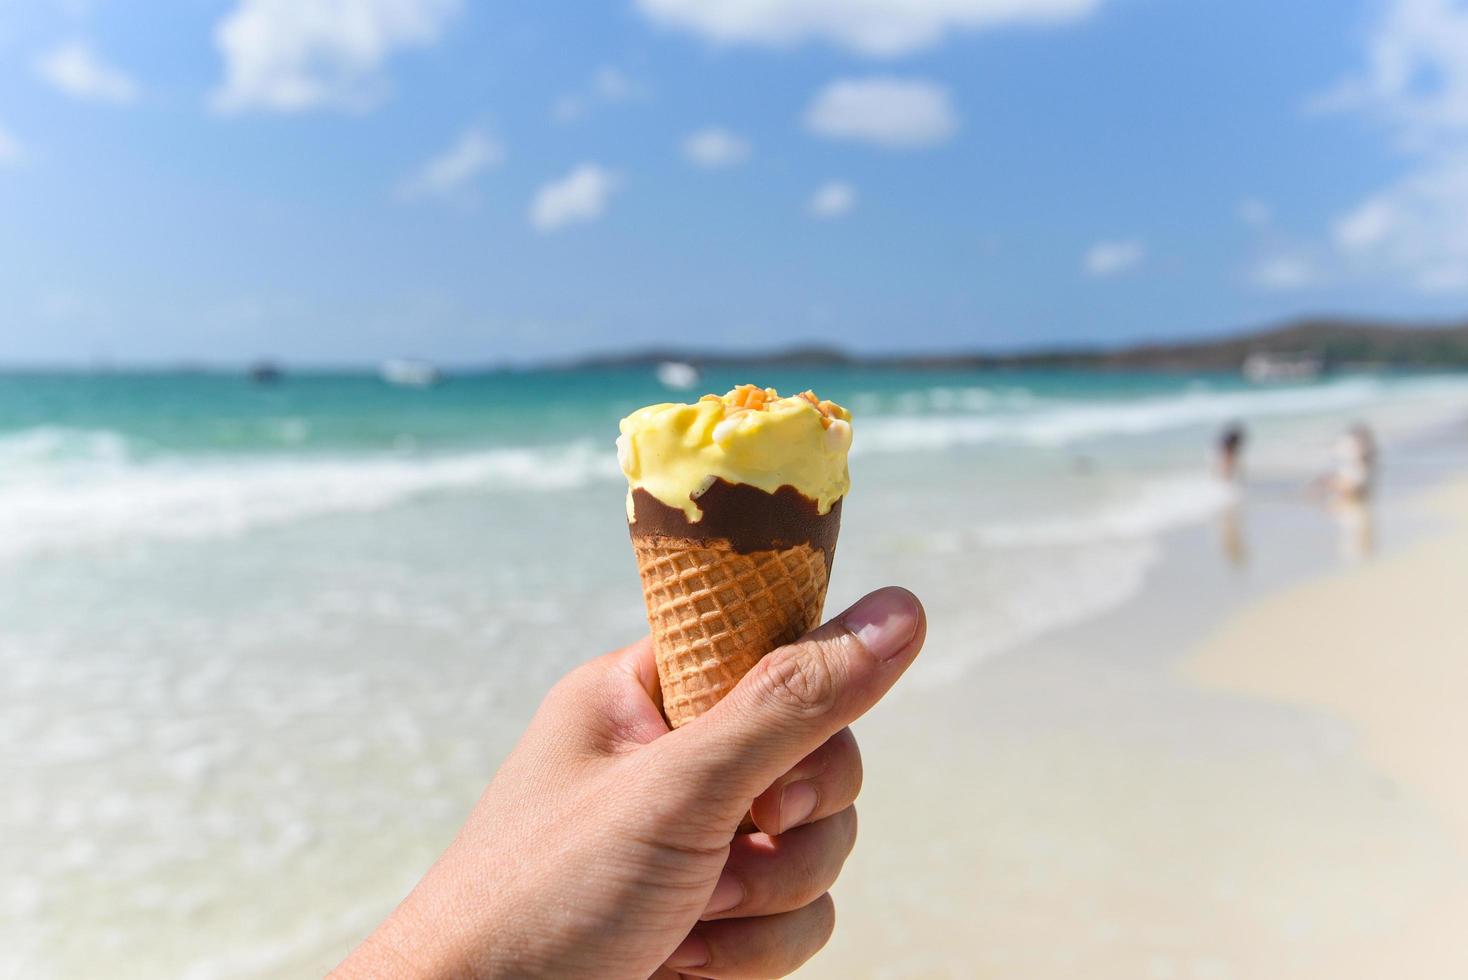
{"left": 1060, "top": 318, "right": 1468, "bottom": 371}
{"left": 575, "top": 317, "right": 1468, "bottom": 373}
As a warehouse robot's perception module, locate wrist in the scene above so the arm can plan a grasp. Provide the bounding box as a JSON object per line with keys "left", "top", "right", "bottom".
{"left": 335, "top": 885, "right": 503, "bottom": 980}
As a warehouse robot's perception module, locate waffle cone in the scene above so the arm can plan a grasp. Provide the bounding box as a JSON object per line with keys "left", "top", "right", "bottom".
{"left": 633, "top": 535, "right": 833, "bottom": 729}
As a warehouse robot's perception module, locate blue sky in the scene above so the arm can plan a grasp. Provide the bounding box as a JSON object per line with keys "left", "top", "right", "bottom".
{"left": 1, "top": 0, "right": 1466, "bottom": 366}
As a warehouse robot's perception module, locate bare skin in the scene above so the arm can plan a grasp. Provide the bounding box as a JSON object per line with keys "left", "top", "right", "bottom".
{"left": 333, "top": 586, "right": 926, "bottom": 979}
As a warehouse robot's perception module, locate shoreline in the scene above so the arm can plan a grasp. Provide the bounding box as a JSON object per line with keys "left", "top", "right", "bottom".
{"left": 801, "top": 450, "right": 1468, "bottom": 977}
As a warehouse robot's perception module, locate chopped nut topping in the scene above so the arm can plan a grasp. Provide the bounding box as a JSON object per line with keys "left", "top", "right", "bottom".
{"left": 727, "top": 384, "right": 777, "bottom": 411}
{"left": 713, "top": 385, "right": 842, "bottom": 427}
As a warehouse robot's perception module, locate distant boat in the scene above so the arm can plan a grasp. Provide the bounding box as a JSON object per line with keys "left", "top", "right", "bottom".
{"left": 380, "top": 359, "right": 441, "bottom": 388}
{"left": 248, "top": 361, "right": 283, "bottom": 385}
{"left": 656, "top": 361, "right": 700, "bottom": 391}
{"left": 1242, "top": 351, "right": 1322, "bottom": 384}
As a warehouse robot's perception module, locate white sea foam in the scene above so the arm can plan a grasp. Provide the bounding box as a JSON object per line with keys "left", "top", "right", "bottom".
{"left": 970, "top": 475, "right": 1236, "bottom": 548}
{"left": 900, "top": 473, "right": 1236, "bottom": 685}
{"left": 0, "top": 435, "right": 620, "bottom": 561}
{"left": 855, "top": 376, "right": 1468, "bottom": 453}
{"left": 906, "top": 537, "right": 1164, "bottom": 688}
{"left": 0, "top": 425, "right": 132, "bottom": 470}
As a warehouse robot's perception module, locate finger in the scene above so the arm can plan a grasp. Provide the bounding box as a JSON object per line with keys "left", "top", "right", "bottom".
{"left": 660, "top": 587, "right": 924, "bottom": 808}
{"left": 607, "top": 635, "right": 671, "bottom": 748}
{"left": 616, "top": 634, "right": 663, "bottom": 707}
{"left": 750, "top": 727, "right": 861, "bottom": 836}
{"left": 701, "top": 806, "right": 857, "bottom": 921}
{"left": 666, "top": 893, "right": 836, "bottom": 979}
{"left": 540, "top": 636, "right": 668, "bottom": 753}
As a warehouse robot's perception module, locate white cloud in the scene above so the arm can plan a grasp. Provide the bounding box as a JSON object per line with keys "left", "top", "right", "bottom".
{"left": 682, "top": 127, "right": 750, "bottom": 168}
{"left": 805, "top": 77, "right": 957, "bottom": 149}
{"left": 37, "top": 289, "right": 102, "bottom": 323}
{"left": 634, "top": 0, "right": 1103, "bottom": 57}
{"left": 1307, "top": 0, "right": 1468, "bottom": 292}
{"left": 0, "top": 123, "right": 22, "bottom": 165}
{"left": 1250, "top": 250, "right": 1323, "bottom": 290}
{"left": 551, "top": 65, "right": 646, "bottom": 123}
{"left": 1311, "top": 0, "right": 1468, "bottom": 151}
{"left": 530, "top": 164, "right": 619, "bottom": 233}
{"left": 210, "top": 0, "right": 460, "bottom": 113}
{"left": 1333, "top": 153, "right": 1468, "bottom": 291}
{"left": 1082, "top": 239, "right": 1144, "bottom": 277}
{"left": 396, "top": 128, "right": 503, "bottom": 201}
{"left": 808, "top": 180, "right": 856, "bottom": 218}
{"left": 1237, "top": 197, "right": 1272, "bottom": 228}
{"left": 36, "top": 40, "right": 139, "bottom": 104}
{"left": 551, "top": 96, "right": 585, "bottom": 124}
{"left": 1238, "top": 198, "right": 1328, "bottom": 290}
{"left": 592, "top": 66, "right": 638, "bottom": 101}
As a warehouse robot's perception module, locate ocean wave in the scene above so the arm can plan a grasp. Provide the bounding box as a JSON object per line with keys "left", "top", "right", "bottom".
{"left": 0, "top": 425, "right": 133, "bottom": 472}
{"left": 967, "top": 475, "right": 1235, "bottom": 548}
{"left": 906, "top": 538, "right": 1164, "bottom": 688}
{"left": 903, "top": 474, "right": 1234, "bottom": 685}
{"left": 4, "top": 373, "right": 1463, "bottom": 560}
{"left": 849, "top": 385, "right": 1041, "bottom": 416}
{"left": 0, "top": 436, "right": 620, "bottom": 561}
{"left": 855, "top": 376, "right": 1468, "bottom": 452}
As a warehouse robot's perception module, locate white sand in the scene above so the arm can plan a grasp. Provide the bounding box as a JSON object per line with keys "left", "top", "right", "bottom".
{"left": 802, "top": 480, "right": 1468, "bottom": 978}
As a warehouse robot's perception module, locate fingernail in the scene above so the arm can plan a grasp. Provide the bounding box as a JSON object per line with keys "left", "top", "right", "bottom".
{"left": 702, "top": 872, "right": 743, "bottom": 917}
{"left": 666, "top": 933, "right": 710, "bottom": 969}
{"left": 778, "top": 781, "right": 819, "bottom": 834}
{"left": 842, "top": 588, "right": 919, "bottom": 662}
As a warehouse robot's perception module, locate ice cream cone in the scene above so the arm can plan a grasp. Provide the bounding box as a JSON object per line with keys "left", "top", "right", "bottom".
{"left": 633, "top": 535, "right": 833, "bottom": 728}
{"left": 617, "top": 386, "right": 852, "bottom": 730}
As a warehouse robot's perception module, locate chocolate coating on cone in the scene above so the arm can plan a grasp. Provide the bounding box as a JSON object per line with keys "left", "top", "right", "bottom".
{"left": 629, "top": 479, "right": 842, "bottom": 569}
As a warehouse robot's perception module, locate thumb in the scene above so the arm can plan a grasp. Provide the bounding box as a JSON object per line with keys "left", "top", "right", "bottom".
{"left": 658, "top": 586, "right": 924, "bottom": 812}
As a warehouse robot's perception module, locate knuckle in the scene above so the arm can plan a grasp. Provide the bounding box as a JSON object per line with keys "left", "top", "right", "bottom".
{"left": 816, "top": 803, "right": 857, "bottom": 856}
{"left": 827, "top": 728, "right": 863, "bottom": 801}
{"left": 811, "top": 892, "right": 837, "bottom": 945}
{"left": 760, "top": 643, "right": 842, "bottom": 720}
{"left": 544, "top": 663, "right": 593, "bottom": 705}
{"left": 788, "top": 834, "right": 827, "bottom": 898}
{"left": 789, "top": 810, "right": 858, "bottom": 903}
{"left": 533, "top": 683, "right": 575, "bottom": 725}
{"left": 781, "top": 894, "right": 836, "bottom": 972}
{"left": 836, "top": 804, "right": 859, "bottom": 859}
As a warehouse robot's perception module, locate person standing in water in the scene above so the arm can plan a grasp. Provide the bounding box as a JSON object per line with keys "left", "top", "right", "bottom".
{"left": 1331, "top": 422, "right": 1378, "bottom": 502}
{"left": 1216, "top": 422, "right": 1247, "bottom": 482}
{"left": 1317, "top": 422, "right": 1378, "bottom": 560}
{"left": 1214, "top": 423, "right": 1249, "bottom": 567}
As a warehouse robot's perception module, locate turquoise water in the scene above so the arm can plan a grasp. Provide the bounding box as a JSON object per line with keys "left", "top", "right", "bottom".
{"left": 4, "top": 366, "right": 1468, "bottom": 566}
{"left": 0, "top": 366, "right": 1295, "bottom": 455}
{"left": 4, "top": 366, "right": 1468, "bottom": 977}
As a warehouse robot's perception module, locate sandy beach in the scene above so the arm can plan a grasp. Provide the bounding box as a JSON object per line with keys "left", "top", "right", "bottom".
{"left": 1187, "top": 480, "right": 1468, "bottom": 978}
{"left": 803, "top": 476, "right": 1468, "bottom": 979}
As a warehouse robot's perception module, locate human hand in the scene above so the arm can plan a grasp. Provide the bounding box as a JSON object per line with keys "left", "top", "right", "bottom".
{"left": 333, "top": 586, "right": 925, "bottom": 979}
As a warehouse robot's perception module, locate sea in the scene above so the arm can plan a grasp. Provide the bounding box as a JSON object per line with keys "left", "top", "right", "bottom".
{"left": 4, "top": 366, "right": 1468, "bottom": 977}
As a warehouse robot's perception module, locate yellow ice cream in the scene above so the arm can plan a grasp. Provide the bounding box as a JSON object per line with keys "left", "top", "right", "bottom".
{"left": 618, "top": 385, "right": 852, "bottom": 522}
